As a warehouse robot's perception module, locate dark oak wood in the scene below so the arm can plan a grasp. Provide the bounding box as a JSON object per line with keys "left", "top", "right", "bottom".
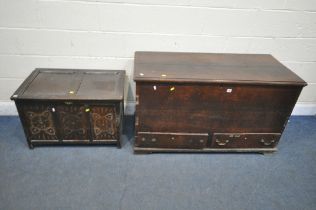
{"left": 136, "top": 132, "right": 208, "bottom": 149}
{"left": 11, "top": 69, "right": 125, "bottom": 148}
{"left": 12, "top": 69, "right": 124, "bottom": 100}
{"left": 211, "top": 133, "right": 281, "bottom": 148}
{"left": 134, "top": 52, "right": 306, "bottom": 86}
{"left": 134, "top": 51, "right": 307, "bottom": 154}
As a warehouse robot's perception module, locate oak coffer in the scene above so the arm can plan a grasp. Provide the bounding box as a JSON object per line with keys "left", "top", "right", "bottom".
{"left": 11, "top": 69, "right": 125, "bottom": 149}
{"left": 133, "top": 52, "right": 307, "bottom": 154}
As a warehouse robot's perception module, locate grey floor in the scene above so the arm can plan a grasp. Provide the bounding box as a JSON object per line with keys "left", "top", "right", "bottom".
{"left": 0, "top": 116, "right": 315, "bottom": 210}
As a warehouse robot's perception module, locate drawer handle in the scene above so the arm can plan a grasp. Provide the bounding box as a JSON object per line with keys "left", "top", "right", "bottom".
{"left": 136, "top": 95, "right": 139, "bottom": 105}
{"left": 216, "top": 139, "right": 229, "bottom": 146}
{"left": 260, "top": 139, "right": 275, "bottom": 146}
{"left": 135, "top": 116, "right": 139, "bottom": 126}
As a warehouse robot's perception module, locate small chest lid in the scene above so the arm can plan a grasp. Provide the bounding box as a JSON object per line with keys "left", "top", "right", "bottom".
{"left": 11, "top": 69, "right": 125, "bottom": 100}
{"left": 134, "top": 52, "right": 306, "bottom": 86}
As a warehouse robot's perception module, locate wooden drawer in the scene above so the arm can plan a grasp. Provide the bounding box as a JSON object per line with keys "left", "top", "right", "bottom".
{"left": 211, "top": 133, "right": 281, "bottom": 148}
{"left": 136, "top": 132, "right": 208, "bottom": 149}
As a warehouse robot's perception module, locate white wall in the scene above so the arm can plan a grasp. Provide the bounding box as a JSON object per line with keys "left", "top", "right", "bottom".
{"left": 0, "top": 0, "right": 316, "bottom": 115}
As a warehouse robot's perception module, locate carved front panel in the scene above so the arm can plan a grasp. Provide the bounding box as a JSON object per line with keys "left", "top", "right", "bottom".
{"left": 91, "top": 106, "right": 118, "bottom": 140}
{"left": 21, "top": 103, "right": 58, "bottom": 140}
{"left": 56, "top": 105, "right": 89, "bottom": 140}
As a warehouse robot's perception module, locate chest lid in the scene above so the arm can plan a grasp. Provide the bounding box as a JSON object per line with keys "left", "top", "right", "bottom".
{"left": 134, "top": 51, "right": 306, "bottom": 86}
{"left": 11, "top": 69, "right": 125, "bottom": 100}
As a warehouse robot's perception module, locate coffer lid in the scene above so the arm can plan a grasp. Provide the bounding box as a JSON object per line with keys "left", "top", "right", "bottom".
{"left": 11, "top": 69, "right": 125, "bottom": 100}
{"left": 134, "top": 52, "right": 307, "bottom": 86}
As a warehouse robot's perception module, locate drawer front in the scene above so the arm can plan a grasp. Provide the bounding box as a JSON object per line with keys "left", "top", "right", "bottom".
{"left": 136, "top": 132, "right": 208, "bottom": 149}
{"left": 19, "top": 102, "right": 58, "bottom": 141}
{"left": 211, "top": 133, "right": 281, "bottom": 148}
{"left": 90, "top": 106, "right": 119, "bottom": 141}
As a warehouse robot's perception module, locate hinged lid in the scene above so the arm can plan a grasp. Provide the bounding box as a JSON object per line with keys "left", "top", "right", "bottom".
{"left": 134, "top": 52, "right": 307, "bottom": 86}
{"left": 11, "top": 69, "right": 125, "bottom": 100}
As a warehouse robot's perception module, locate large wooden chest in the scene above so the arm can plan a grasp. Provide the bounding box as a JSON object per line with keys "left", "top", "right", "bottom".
{"left": 11, "top": 69, "right": 125, "bottom": 149}
{"left": 133, "top": 52, "right": 307, "bottom": 154}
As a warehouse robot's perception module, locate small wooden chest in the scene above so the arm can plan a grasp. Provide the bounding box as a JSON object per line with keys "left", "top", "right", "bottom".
{"left": 11, "top": 69, "right": 125, "bottom": 149}
{"left": 133, "top": 52, "right": 307, "bottom": 154}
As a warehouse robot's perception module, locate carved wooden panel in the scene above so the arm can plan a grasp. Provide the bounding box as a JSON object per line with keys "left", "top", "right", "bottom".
{"left": 56, "top": 105, "right": 89, "bottom": 140}
{"left": 21, "top": 103, "right": 58, "bottom": 140}
{"left": 91, "top": 106, "right": 118, "bottom": 140}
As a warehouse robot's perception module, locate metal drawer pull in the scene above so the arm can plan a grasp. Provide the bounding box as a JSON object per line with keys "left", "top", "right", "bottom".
{"left": 152, "top": 138, "right": 156, "bottom": 142}
{"left": 216, "top": 139, "right": 229, "bottom": 146}
{"left": 136, "top": 95, "right": 139, "bottom": 105}
{"left": 260, "top": 139, "right": 275, "bottom": 146}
